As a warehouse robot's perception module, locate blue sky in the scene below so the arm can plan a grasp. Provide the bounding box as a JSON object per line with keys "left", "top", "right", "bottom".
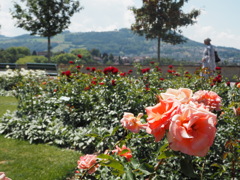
{"left": 1, "top": 0, "right": 240, "bottom": 49}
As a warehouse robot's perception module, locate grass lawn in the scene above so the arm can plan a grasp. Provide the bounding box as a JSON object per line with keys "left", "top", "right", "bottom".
{"left": 0, "top": 96, "right": 80, "bottom": 180}
{"left": 16, "top": 55, "right": 36, "bottom": 64}
{"left": 0, "top": 96, "right": 18, "bottom": 116}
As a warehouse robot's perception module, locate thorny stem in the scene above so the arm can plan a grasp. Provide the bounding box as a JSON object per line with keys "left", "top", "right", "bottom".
{"left": 200, "top": 161, "right": 205, "bottom": 180}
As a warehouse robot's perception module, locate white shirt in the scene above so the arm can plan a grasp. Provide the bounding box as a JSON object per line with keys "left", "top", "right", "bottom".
{"left": 202, "top": 44, "right": 216, "bottom": 71}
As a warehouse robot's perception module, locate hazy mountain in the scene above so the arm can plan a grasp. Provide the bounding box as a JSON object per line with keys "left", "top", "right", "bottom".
{"left": 0, "top": 28, "right": 240, "bottom": 63}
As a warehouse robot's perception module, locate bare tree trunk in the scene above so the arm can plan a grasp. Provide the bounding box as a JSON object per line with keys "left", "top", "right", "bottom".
{"left": 157, "top": 37, "right": 161, "bottom": 63}
{"left": 47, "top": 36, "right": 51, "bottom": 62}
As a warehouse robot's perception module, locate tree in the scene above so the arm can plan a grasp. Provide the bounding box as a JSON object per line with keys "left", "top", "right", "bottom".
{"left": 90, "top": 48, "right": 101, "bottom": 57}
{"left": 52, "top": 53, "right": 76, "bottom": 64}
{"left": 11, "top": 0, "right": 82, "bottom": 62}
{"left": 0, "top": 47, "right": 31, "bottom": 63}
{"left": 131, "top": 0, "right": 200, "bottom": 63}
{"left": 71, "top": 48, "right": 94, "bottom": 64}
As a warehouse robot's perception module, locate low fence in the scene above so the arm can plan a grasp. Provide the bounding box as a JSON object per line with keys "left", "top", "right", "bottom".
{"left": 3, "top": 64, "right": 240, "bottom": 81}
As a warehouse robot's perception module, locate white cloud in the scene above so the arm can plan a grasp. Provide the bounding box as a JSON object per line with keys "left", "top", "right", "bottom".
{"left": 0, "top": 0, "right": 29, "bottom": 36}
{"left": 68, "top": 0, "right": 137, "bottom": 33}
{"left": 182, "top": 24, "right": 240, "bottom": 49}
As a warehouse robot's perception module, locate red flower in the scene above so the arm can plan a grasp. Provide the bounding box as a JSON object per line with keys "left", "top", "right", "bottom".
{"left": 128, "top": 69, "right": 133, "bottom": 74}
{"left": 150, "top": 61, "right": 155, "bottom": 64}
{"left": 215, "top": 67, "right": 221, "bottom": 70}
{"left": 65, "top": 70, "right": 71, "bottom": 76}
{"left": 211, "top": 83, "right": 215, "bottom": 87}
{"left": 99, "top": 82, "right": 105, "bottom": 85}
{"left": 91, "top": 67, "right": 96, "bottom": 72}
{"left": 62, "top": 70, "right": 71, "bottom": 77}
{"left": 86, "top": 67, "right": 90, "bottom": 71}
{"left": 77, "top": 54, "right": 82, "bottom": 59}
{"left": 213, "top": 75, "right": 222, "bottom": 83}
{"left": 103, "top": 66, "right": 119, "bottom": 75}
{"left": 91, "top": 81, "right": 97, "bottom": 85}
{"left": 160, "top": 78, "right": 164, "bottom": 81}
{"left": 235, "top": 107, "right": 240, "bottom": 116}
{"left": 156, "top": 66, "right": 161, "bottom": 71}
{"left": 168, "top": 65, "right": 173, "bottom": 69}
{"left": 112, "top": 145, "right": 132, "bottom": 161}
{"left": 69, "top": 61, "right": 74, "bottom": 64}
{"left": 226, "top": 81, "right": 231, "bottom": 86}
{"left": 111, "top": 80, "right": 116, "bottom": 86}
{"left": 167, "top": 70, "right": 173, "bottom": 74}
{"left": 120, "top": 72, "right": 126, "bottom": 77}
{"left": 141, "top": 68, "right": 150, "bottom": 74}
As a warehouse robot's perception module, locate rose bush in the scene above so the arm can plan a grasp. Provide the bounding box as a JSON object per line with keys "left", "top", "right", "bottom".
{"left": 0, "top": 63, "right": 239, "bottom": 179}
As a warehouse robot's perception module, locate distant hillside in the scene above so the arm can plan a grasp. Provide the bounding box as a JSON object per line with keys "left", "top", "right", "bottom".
{"left": 0, "top": 28, "right": 240, "bottom": 63}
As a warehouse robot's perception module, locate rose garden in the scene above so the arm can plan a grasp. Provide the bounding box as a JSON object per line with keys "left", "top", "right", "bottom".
{"left": 0, "top": 59, "right": 239, "bottom": 180}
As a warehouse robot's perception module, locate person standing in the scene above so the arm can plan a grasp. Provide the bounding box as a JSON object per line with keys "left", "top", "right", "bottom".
{"left": 202, "top": 38, "right": 216, "bottom": 77}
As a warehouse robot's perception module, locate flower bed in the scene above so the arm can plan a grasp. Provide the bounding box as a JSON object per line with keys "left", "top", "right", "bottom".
{"left": 0, "top": 62, "right": 239, "bottom": 179}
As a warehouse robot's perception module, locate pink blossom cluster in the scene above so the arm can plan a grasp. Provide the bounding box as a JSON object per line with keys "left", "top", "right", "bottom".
{"left": 120, "top": 88, "right": 222, "bottom": 157}
{"left": 77, "top": 145, "right": 132, "bottom": 174}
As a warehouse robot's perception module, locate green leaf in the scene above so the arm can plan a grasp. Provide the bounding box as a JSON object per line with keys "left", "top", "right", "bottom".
{"left": 157, "top": 150, "right": 175, "bottom": 159}
{"left": 180, "top": 158, "right": 197, "bottom": 178}
{"left": 159, "top": 142, "right": 169, "bottom": 153}
{"left": 119, "top": 149, "right": 130, "bottom": 155}
{"left": 85, "top": 133, "right": 99, "bottom": 137}
{"left": 139, "top": 163, "right": 154, "bottom": 175}
{"left": 126, "top": 168, "right": 135, "bottom": 180}
{"left": 130, "top": 159, "right": 140, "bottom": 169}
{"left": 98, "top": 154, "right": 124, "bottom": 174}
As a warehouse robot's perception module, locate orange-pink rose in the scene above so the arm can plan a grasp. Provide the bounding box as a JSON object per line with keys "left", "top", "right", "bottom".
{"left": 145, "top": 99, "right": 179, "bottom": 142}
{"left": 167, "top": 104, "right": 217, "bottom": 157}
{"left": 112, "top": 145, "right": 132, "bottom": 161}
{"left": 120, "top": 112, "right": 146, "bottom": 133}
{"left": 77, "top": 154, "right": 99, "bottom": 174}
{"left": 192, "top": 90, "right": 222, "bottom": 111}
{"left": 160, "top": 88, "right": 193, "bottom": 104}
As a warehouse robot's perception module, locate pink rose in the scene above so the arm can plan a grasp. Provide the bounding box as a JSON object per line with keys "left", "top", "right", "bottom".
{"left": 145, "top": 99, "right": 179, "bottom": 142}
{"left": 120, "top": 112, "right": 146, "bottom": 133}
{"left": 167, "top": 104, "right": 217, "bottom": 157}
{"left": 77, "top": 154, "right": 99, "bottom": 174}
{"left": 0, "top": 172, "right": 11, "bottom": 180}
{"left": 192, "top": 90, "right": 222, "bottom": 111}
{"left": 160, "top": 88, "right": 193, "bottom": 104}
{"left": 112, "top": 145, "right": 132, "bottom": 161}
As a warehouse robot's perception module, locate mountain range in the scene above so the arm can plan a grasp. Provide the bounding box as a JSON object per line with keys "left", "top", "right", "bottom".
{"left": 0, "top": 28, "right": 240, "bottom": 63}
